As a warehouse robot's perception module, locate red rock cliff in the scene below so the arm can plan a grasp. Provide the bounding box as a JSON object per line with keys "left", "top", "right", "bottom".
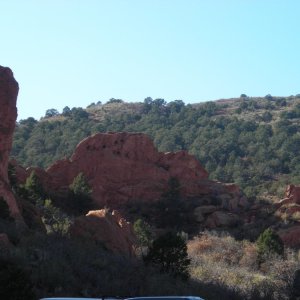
{"left": 45, "top": 132, "right": 209, "bottom": 206}
{"left": 17, "top": 132, "right": 247, "bottom": 213}
{"left": 70, "top": 209, "right": 137, "bottom": 257}
{"left": 0, "top": 66, "right": 23, "bottom": 223}
{"left": 278, "top": 184, "right": 300, "bottom": 206}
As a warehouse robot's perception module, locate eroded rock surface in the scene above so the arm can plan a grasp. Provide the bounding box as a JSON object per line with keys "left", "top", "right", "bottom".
{"left": 275, "top": 184, "right": 300, "bottom": 222}
{"left": 278, "top": 184, "right": 300, "bottom": 207}
{"left": 273, "top": 185, "right": 300, "bottom": 247}
{"left": 46, "top": 132, "right": 210, "bottom": 207}
{"left": 17, "top": 132, "right": 247, "bottom": 213}
{"left": 13, "top": 132, "right": 249, "bottom": 233}
{"left": 0, "top": 66, "right": 23, "bottom": 223}
{"left": 205, "top": 211, "right": 240, "bottom": 228}
{"left": 70, "top": 209, "right": 137, "bottom": 256}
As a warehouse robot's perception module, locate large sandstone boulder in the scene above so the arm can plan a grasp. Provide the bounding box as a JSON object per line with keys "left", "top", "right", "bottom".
{"left": 275, "top": 184, "right": 300, "bottom": 224}
{"left": 12, "top": 132, "right": 250, "bottom": 234}
{"left": 276, "top": 203, "right": 300, "bottom": 219}
{"left": 14, "top": 132, "right": 247, "bottom": 214}
{"left": 218, "top": 183, "right": 249, "bottom": 211}
{"left": 194, "top": 205, "right": 217, "bottom": 223}
{"left": 278, "top": 184, "right": 300, "bottom": 207}
{"left": 0, "top": 66, "right": 23, "bottom": 224}
{"left": 205, "top": 211, "right": 240, "bottom": 228}
{"left": 45, "top": 132, "right": 210, "bottom": 207}
{"left": 70, "top": 209, "right": 137, "bottom": 257}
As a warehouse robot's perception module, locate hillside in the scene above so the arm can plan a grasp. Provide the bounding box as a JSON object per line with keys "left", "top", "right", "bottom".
{"left": 12, "top": 95, "right": 300, "bottom": 199}
{"left": 3, "top": 67, "right": 300, "bottom": 299}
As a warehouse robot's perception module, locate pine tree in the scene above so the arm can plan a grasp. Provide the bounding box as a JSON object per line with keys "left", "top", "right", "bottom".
{"left": 144, "top": 231, "right": 190, "bottom": 280}
{"left": 69, "top": 172, "right": 93, "bottom": 215}
{"left": 256, "top": 228, "right": 284, "bottom": 262}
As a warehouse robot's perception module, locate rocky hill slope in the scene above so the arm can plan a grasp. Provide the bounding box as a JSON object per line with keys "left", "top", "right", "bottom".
{"left": 0, "top": 65, "right": 249, "bottom": 240}
{"left": 12, "top": 95, "right": 300, "bottom": 199}
{"left": 3, "top": 66, "right": 300, "bottom": 299}
{"left": 13, "top": 131, "right": 249, "bottom": 234}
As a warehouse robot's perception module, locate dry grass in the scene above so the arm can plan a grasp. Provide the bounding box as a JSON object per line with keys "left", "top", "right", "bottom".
{"left": 87, "top": 102, "right": 143, "bottom": 121}
{"left": 292, "top": 211, "right": 300, "bottom": 222}
{"left": 188, "top": 231, "right": 300, "bottom": 299}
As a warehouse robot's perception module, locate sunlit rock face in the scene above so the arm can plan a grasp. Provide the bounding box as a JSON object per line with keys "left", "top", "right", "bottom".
{"left": 70, "top": 209, "right": 137, "bottom": 257}
{"left": 45, "top": 132, "right": 210, "bottom": 207}
{"left": 0, "top": 66, "right": 23, "bottom": 223}
{"left": 278, "top": 184, "right": 300, "bottom": 207}
{"left": 15, "top": 131, "right": 248, "bottom": 217}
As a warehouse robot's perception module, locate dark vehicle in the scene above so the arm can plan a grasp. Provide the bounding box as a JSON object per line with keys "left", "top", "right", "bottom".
{"left": 125, "top": 297, "right": 204, "bottom": 300}
{"left": 40, "top": 298, "right": 103, "bottom": 300}
{"left": 41, "top": 297, "right": 205, "bottom": 300}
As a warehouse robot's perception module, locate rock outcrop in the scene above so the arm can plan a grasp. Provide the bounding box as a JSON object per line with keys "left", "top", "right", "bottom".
{"left": 194, "top": 205, "right": 217, "bottom": 223}
{"left": 275, "top": 184, "right": 300, "bottom": 222}
{"left": 0, "top": 66, "right": 23, "bottom": 224}
{"left": 275, "top": 184, "right": 300, "bottom": 221}
{"left": 70, "top": 209, "right": 137, "bottom": 257}
{"left": 205, "top": 211, "right": 240, "bottom": 228}
{"left": 15, "top": 132, "right": 247, "bottom": 215}
{"left": 278, "top": 184, "right": 300, "bottom": 207}
{"left": 274, "top": 185, "right": 300, "bottom": 247}
{"left": 45, "top": 132, "right": 210, "bottom": 207}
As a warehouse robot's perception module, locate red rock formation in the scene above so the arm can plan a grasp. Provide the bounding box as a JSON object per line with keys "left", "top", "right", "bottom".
{"left": 194, "top": 205, "right": 217, "bottom": 223}
{"left": 277, "top": 184, "right": 300, "bottom": 206}
{"left": 14, "top": 132, "right": 248, "bottom": 217}
{"left": 20, "top": 132, "right": 244, "bottom": 212}
{"left": 70, "top": 209, "right": 137, "bottom": 256}
{"left": 276, "top": 203, "right": 300, "bottom": 217}
{"left": 0, "top": 66, "right": 23, "bottom": 224}
{"left": 205, "top": 211, "right": 240, "bottom": 228}
{"left": 273, "top": 185, "right": 300, "bottom": 247}
{"left": 22, "top": 133, "right": 203, "bottom": 205}
{"left": 275, "top": 184, "right": 300, "bottom": 223}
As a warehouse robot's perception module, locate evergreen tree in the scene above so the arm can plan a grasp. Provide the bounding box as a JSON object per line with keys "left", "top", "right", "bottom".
{"left": 69, "top": 172, "right": 93, "bottom": 215}
{"left": 157, "top": 177, "right": 183, "bottom": 229}
{"left": 8, "top": 163, "right": 17, "bottom": 190}
{"left": 256, "top": 228, "right": 284, "bottom": 262}
{"left": 23, "top": 171, "right": 45, "bottom": 203}
{"left": 144, "top": 231, "right": 190, "bottom": 280}
{"left": 42, "top": 199, "right": 72, "bottom": 236}
{"left": 69, "top": 172, "right": 92, "bottom": 196}
{"left": 133, "top": 218, "right": 153, "bottom": 248}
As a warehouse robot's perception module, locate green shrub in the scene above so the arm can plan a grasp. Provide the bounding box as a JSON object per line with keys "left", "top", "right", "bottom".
{"left": 41, "top": 199, "right": 72, "bottom": 236}
{"left": 133, "top": 218, "right": 153, "bottom": 248}
{"left": 23, "top": 171, "right": 45, "bottom": 203}
{"left": 256, "top": 228, "right": 284, "bottom": 262}
{"left": 69, "top": 172, "right": 94, "bottom": 215}
{"left": 144, "top": 232, "right": 190, "bottom": 280}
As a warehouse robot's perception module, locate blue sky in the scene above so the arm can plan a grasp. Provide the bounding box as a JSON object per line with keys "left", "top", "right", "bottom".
{"left": 1, "top": 0, "right": 300, "bottom": 120}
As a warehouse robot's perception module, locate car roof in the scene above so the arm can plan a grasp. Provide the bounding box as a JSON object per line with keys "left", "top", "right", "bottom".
{"left": 40, "top": 298, "right": 102, "bottom": 300}
{"left": 125, "top": 297, "right": 204, "bottom": 300}
{"left": 40, "top": 297, "right": 204, "bottom": 300}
